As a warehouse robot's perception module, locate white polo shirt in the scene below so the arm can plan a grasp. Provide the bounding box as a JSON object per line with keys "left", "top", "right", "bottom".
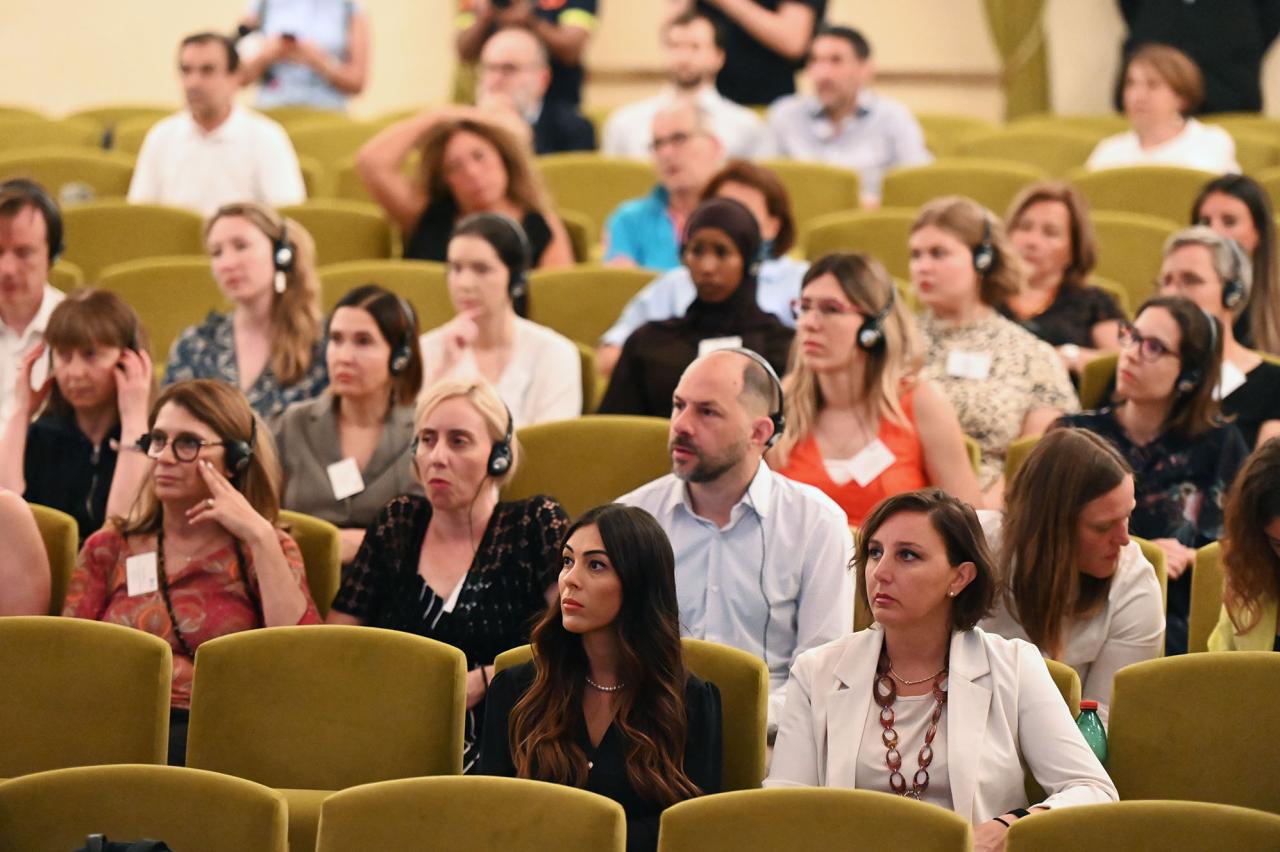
{"left": 127, "top": 106, "right": 306, "bottom": 216}
{"left": 0, "top": 284, "right": 64, "bottom": 424}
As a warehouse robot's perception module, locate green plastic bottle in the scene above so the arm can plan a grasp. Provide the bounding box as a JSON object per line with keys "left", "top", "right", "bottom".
{"left": 1077, "top": 699, "right": 1108, "bottom": 765}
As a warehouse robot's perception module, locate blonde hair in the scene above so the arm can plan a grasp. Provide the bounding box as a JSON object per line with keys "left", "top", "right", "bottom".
{"left": 912, "top": 195, "right": 1026, "bottom": 308}
{"left": 204, "top": 202, "right": 322, "bottom": 386}
{"left": 772, "top": 253, "right": 922, "bottom": 468}
{"left": 413, "top": 379, "right": 521, "bottom": 488}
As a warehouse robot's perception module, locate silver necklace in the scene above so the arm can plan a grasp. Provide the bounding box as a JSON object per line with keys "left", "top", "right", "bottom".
{"left": 585, "top": 675, "right": 626, "bottom": 693}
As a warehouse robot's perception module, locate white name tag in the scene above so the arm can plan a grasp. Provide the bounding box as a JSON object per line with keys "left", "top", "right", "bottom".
{"left": 848, "top": 439, "right": 897, "bottom": 487}
{"left": 125, "top": 552, "right": 160, "bottom": 597}
{"left": 697, "top": 335, "right": 744, "bottom": 357}
{"left": 327, "top": 457, "right": 366, "bottom": 500}
{"left": 945, "top": 350, "right": 992, "bottom": 381}
{"left": 1215, "top": 361, "right": 1247, "bottom": 400}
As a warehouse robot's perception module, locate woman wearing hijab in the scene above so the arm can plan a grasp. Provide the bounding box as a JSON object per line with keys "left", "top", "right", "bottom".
{"left": 598, "top": 198, "right": 794, "bottom": 418}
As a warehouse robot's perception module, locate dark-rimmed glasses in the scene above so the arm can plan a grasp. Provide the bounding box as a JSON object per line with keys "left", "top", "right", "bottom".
{"left": 1117, "top": 323, "right": 1178, "bottom": 363}
{"left": 137, "top": 432, "right": 227, "bottom": 462}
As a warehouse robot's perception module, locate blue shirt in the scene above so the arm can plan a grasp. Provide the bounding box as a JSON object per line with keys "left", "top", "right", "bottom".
{"left": 765, "top": 90, "right": 932, "bottom": 202}
{"left": 600, "top": 255, "right": 809, "bottom": 347}
{"left": 603, "top": 185, "right": 681, "bottom": 272}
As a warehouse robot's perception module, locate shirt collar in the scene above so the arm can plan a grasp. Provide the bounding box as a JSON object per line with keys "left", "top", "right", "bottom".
{"left": 807, "top": 90, "right": 875, "bottom": 122}
{"left": 182, "top": 105, "right": 243, "bottom": 140}
{"left": 667, "top": 458, "right": 775, "bottom": 524}
{"left": 2, "top": 284, "right": 61, "bottom": 340}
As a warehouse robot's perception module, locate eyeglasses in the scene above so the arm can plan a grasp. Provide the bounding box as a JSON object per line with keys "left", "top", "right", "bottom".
{"left": 137, "top": 431, "right": 227, "bottom": 462}
{"left": 1117, "top": 323, "right": 1178, "bottom": 363}
{"left": 790, "top": 297, "right": 859, "bottom": 320}
{"left": 478, "top": 62, "right": 538, "bottom": 77}
{"left": 649, "top": 130, "right": 702, "bottom": 152}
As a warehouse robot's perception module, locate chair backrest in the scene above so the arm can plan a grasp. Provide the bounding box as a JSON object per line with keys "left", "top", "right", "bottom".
{"left": 574, "top": 341, "right": 599, "bottom": 414}
{"left": 955, "top": 127, "right": 1099, "bottom": 177}
{"left": 277, "top": 510, "right": 342, "bottom": 618}
{"left": 1229, "top": 128, "right": 1280, "bottom": 174}
{"left": 0, "top": 147, "right": 134, "bottom": 204}
{"left": 915, "top": 113, "right": 999, "bottom": 157}
{"left": 1068, "top": 165, "right": 1211, "bottom": 225}
{"left": 61, "top": 201, "right": 205, "bottom": 281}
{"left": 881, "top": 158, "right": 1049, "bottom": 213}
{"left": 1011, "top": 112, "right": 1130, "bottom": 137}
{"left": 757, "top": 159, "right": 860, "bottom": 237}
{"left": 317, "top": 259, "right": 451, "bottom": 328}
{"left": 66, "top": 105, "right": 175, "bottom": 135}
{"left": 0, "top": 617, "right": 171, "bottom": 776}
{"left": 1108, "top": 653, "right": 1280, "bottom": 813}
{"left": 1089, "top": 210, "right": 1178, "bottom": 313}
{"left": 27, "top": 502, "right": 77, "bottom": 615}
{"left": 110, "top": 115, "right": 163, "bottom": 154}
{"left": 558, "top": 206, "right": 597, "bottom": 263}
{"left": 264, "top": 106, "right": 356, "bottom": 131}
{"left": 278, "top": 200, "right": 394, "bottom": 267}
{"left": 0, "top": 117, "right": 101, "bottom": 152}
{"left": 657, "top": 788, "right": 972, "bottom": 852}
{"left": 1003, "top": 434, "right": 1040, "bottom": 485}
{"left": 526, "top": 265, "right": 656, "bottom": 346}
{"left": 801, "top": 207, "right": 916, "bottom": 280}
{"left": 1089, "top": 274, "right": 1131, "bottom": 317}
{"left": 500, "top": 415, "right": 672, "bottom": 518}
{"left": 287, "top": 120, "right": 380, "bottom": 169}
{"left": 47, "top": 259, "right": 84, "bottom": 292}
{"left": 1133, "top": 536, "right": 1169, "bottom": 611}
{"left": 536, "top": 154, "right": 656, "bottom": 236}
{"left": 1078, "top": 352, "right": 1119, "bottom": 410}
{"left": 186, "top": 625, "right": 467, "bottom": 790}
{"left": 1006, "top": 799, "right": 1280, "bottom": 851}
{"left": 0, "top": 764, "right": 288, "bottom": 852}
{"left": 1189, "top": 541, "right": 1225, "bottom": 653}
{"left": 316, "top": 776, "right": 626, "bottom": 852}
{"left": 97, "top": 255, "right": 223, "bottom": 361}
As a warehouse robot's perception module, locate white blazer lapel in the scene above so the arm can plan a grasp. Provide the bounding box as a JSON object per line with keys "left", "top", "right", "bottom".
{"left": 946, "top": 630, "right": 992, "bottom": 822}
{"left": 825, "top": 628, "right": 884, "bottom": 788}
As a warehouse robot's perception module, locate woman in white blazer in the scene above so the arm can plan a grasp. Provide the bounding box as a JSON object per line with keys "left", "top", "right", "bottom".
{"left": 768, "top": 488, "right": 1117, "bottom": 852}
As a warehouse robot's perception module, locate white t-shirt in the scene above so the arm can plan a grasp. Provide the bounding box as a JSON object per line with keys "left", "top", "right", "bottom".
{"left": 1085, "top": 118, "right": 1240, "bottom": 174}
{"left": 602, "top": 86, "right": 767, "bottom": 160}
{"left": 127, "top": 106, "right": 307, "bottom": 216}
{"left": 0, "top": 284, "right": 64, "bottom": 424}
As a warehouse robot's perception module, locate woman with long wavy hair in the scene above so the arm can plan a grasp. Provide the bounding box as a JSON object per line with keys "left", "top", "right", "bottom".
{"left": 1210, "top": 437, "right": 1280, "bottom": 650}
{"left": 478, "top": 503, "right": 722, "bottom": 852}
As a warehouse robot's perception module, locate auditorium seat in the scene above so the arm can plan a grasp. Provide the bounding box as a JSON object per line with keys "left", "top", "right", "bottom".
{"left": 0, "top": 764, "right": 288, "bottom": 852}
{"left": 1006, "top": 800, "right": 1280, "bottom": 851}
{"left": 0, "top": 106, "right": 49, "bottom": 121}
{"left": 1089, "top": 274, "right": 1131, "bottom": 316}
{"left": 915, "top": 113, "right": 998, "bottom": 157}
{"left": 657, "top": 788, "right": 971, "bottom": 852}
{"left": 278, "top": 510, "right": 342, "bottom": 618}
{"left": 187, "top": 626, "right": 467, "bottom": 852}
{"left": 279, "top": 199, "right": 395, "bottom": 266}
{"left": 1227, "top": 128, "right": 1280, "bottom": 175}
{"left": 574, "top": 341, "right": 600, "bottom": 413}
{"left": 558, "top": 206, "right": 597, "bottom": 262}
{"left": 0, "top": 147, "right": 134, "bottom": 203}
{"left": 1068, "top": 165, "right": 1211, "bottom": 225}
{"left": 0, "top": 617, "right": 170, "bottom": 777}
{"left": 954, "top": 127, "right": 1099, "bottom": 177}
{"left": 882, "top": 158, "right": 1049, "bottom": 214}
{"left": 1188, "top": 541, "right": 1224, "bottom": 653}
{"left": 1079, "top": 352, "right": 1119, "bottom": 410}
{"left": 46, "top": 259, "right": 83, "bottom": 292}
{"left": 65, "top": 105, "right": 174, "bottom": 141}
{"left": 1089, "top": 210, "right": 1178, "bottom": 314}
{"left": 316, "top": 776, "right": 626, "bottom": 852}
{"left": 758, "top": 159, "right": 860, "bottom": 237}
{"left": 26, "top": 503, "right": 77, "bottom": 615}
{"left": 536, "top": 153, "right": 656, "bottom": 237}
{"left": 1133, "top": 537, "right": 1168, "bottom": 611}
{"left": 802, "top": 208, "right": 915, "bottom": 280}
{"left": 317, "top": 258, "right": 451, "bottom": 327}
{"left": 1010, "top": 112, "right": 1129, "bottom": 137}
{"left": 61, "top": 201, "right": 204, "bottom": 281}
{"left": 1003, "top": 434, "right": 1040, "bottom": 484}
{"left": 97, "top": 255, "right": 223, "bottom": 361}
{"left": 263, "top": 106, "right": 355, "bottom": 131}
{"left": 0, "top": 117, "right": 101, "bottom": 153}
{"left": 110, "top": 114, "right": 163, "bottom": 155}
{"left": 288, "top": 120, "right": 380, "bottom": 170}
{"left": 1107, "top": 653, "right": 1280, "bottom": 813}
{"left": 526, "top": 264, "right": 655, "bottom": 346}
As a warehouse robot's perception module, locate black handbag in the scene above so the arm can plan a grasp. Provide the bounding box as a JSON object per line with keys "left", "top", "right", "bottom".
{"left": 75, "top": 835, "right": 172, "bottom": 852}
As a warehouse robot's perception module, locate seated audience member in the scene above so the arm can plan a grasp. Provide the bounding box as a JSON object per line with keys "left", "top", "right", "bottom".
{"left": 1086, "top": 44, "right": 1239, "bottom": 174}
{"left": 670, "top": 0, "right": 822, "bottom": 107}
{"left": 0, "top": 179, "right": 65, "bottom": 425}
{"left": 1001, "top": 182, "right": 1124, "bottom": 377}
{"left": 421, "top": 214, "right": 581, "bottom": 426}
{"left": 275, "top": 285, "right": 424, "bottom": 565}
{"left": 456, "top": 0, "right": 597, "bottom": 107}
{"left": 604, "top": 101, "right": 725, "bottom": 272}
{"left": 767, "top": 489, "right": 1118, "bottom": 838}
{"left": 127, "top": 32, "right": 306, "bottom": 216}
{"left": 480, "top": 504, "right": 722, "bottom": 852}
{"left": 326, "top": 380, "right": 569, "bottom": 771}
{"left": 765, "top": 26, "right": 931, "bottom": 207}
{"left": 598, "top": 159, "right": 807, "bottom": 375}
{"left": 1192, "top": 174, "right": 1280, "bottom": 354}
{"left": 769, "top": 254, "right": 981, "bottom": 525}
{"left": 0, "top": 291, "right": 153, "bottom": 542}
{"left": 603, "top": 11, "right": 765, "bottom": 160}
{"left": 0, "top": 489, "right": 51, "bottom": 616}
{"left": 1157, "top": 226, "right": 1280, "bottom": 448}
{"left": 910, "top": 196, "right": 1078, "bottom": 506}
{"left": 357, "top": 112, "right": 573, "bottom": 267}
{"left": 600, "top": 198, "right": 793, "bottom": 417}
{"left": 236, "top": 0, "right": 370, "bottom": 111}
{"left": 980, "top": 428, "right": 1164, "bottom": 723}
{"left": 1210, "top": 437, "right": 1280, "bottom": 651}
{"left": 64, "top": 379, "right": 321, "bottom": 765}
{"left": 165, "top": 202, "right": 328, "bottom": 420}
{"left": 1059, "top": 296, "right": 1248, "bottom": 655}
{"left": 618, "top": 349, "right": 853, "bottom": 726}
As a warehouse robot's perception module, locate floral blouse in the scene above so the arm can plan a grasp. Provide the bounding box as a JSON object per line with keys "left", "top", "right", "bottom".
{"left": 163, "top": 311, "right": 329, "bottom": 419}
{"left": 918, "top": 311, "right": 1079, "bottom": 488}
{"left": 64, "top": 525, "right": 321, "bottom": 708}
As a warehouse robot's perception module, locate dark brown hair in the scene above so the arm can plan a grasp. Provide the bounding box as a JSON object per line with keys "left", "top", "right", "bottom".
{"left": 42, "top": 288, "right": 151, "bottom": 420}
{"left": 330, "top": 284, "right": 424, "bottom": 404}
{"left": 701, "top": 160, "right": 797, "bottom": 257}
{"left": 1005, "top": 181, "right": 1098, "bottom": 290}
{"left": 854, "top": 488, "right": 996, "bottom": 630}
{"left": 1221, "top": 437, "right": 1280, "bottom": 635}
{"left": 1124, "top": 295, "right": 1224, "bottom": 438}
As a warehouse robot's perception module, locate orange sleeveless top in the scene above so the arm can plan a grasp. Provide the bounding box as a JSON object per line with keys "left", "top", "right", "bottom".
{"left": 775, "top": 390, "right": 928, "bottom": 526}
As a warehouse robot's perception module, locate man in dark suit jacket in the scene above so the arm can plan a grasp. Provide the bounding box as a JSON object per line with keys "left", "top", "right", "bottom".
{"left": 479, "top": 26, "right": 595, "bottom": 154}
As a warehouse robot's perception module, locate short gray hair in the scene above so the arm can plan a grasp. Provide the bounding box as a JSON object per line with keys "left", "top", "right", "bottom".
{"left": 1164, "top": 225, "right": 1252, "bottom": 304}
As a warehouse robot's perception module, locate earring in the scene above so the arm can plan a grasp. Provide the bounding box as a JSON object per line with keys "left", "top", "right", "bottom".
{"left": 948, "top": 591, "right": 956, "bottom": 598}
{"left": 274, "top": 270, "right": 287, "bottom": 294}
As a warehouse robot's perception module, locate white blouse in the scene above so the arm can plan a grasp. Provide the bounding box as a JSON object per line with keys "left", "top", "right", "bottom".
{"left": 854, "top": 691, "right": 953, "bottom": 812}
{"left": 1085, "top": 118, "right": 1240, "bottom": 174}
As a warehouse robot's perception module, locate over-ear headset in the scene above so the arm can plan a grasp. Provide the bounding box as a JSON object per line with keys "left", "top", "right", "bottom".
{"left": 857, "top": 281, "right": 896, "bottom": 353}
{"left": 1220, "top": 237, "right": 1251, "bottom": 312}
{"left": 1176, "top": 307, "right": 1219, "bottom": 395}
{"left": 972, "top": 213, "right": 995, "bottom": 274}
{"left": 0, "top": 178, "right": 64, "bottom": 264}
{"left": 468, "top": 212, "right": 531, "bottom": 301}
{"left": 724, "top": 347, "right": 785, "bottom": 448}
{"left": 388, "top": 296, "right": 417, "bottom": 376}
{"left": 272, "top": 219, "right": 295, "bottom": 294}
{"left": 487, "top": 401, "right": 515, "bottom": 477}
{"left": 223, "top": 415, "right": 258, "bottom": 479}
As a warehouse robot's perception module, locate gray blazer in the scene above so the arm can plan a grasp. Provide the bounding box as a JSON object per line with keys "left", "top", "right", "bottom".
{"left": 274, "top": 394, "right": 422, "bottom": 531}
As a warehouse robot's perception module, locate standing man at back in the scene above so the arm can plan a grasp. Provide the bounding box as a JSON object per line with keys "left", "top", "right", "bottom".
{"left": 128, "top": 32, "right": 306, "bottom": 216}
{"left": 618, "top": 349, "right": 853, "bottom": 728}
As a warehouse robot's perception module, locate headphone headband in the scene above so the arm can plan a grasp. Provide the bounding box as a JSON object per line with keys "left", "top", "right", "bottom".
{"left": 722, "top": 347, "right": 785, "bottom": 448}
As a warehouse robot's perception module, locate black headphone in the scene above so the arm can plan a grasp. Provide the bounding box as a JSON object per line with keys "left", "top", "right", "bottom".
{"left": 388, "top": 296, "right": 417, "bottom": 376}
{"left": 857, "top": 282, "right": 896, "bottom": 353}
{"left": 724, "top": 347, "right": 785, "bottom": 448}
{"left": 223, "top": 415, "right": 258, "bottom": 480}
{"left": 0, "top": 178, "right": 64, "bottom": 263}
{"left": 1220, "top": 237, "right": 1251, "bottom": 312}
{"left": 972, "top": 213, "right": 995, "bottom": 274}
{"left": 487, "top": 401, "right": 515, "bottom": 477}
{"left": 1176, "top": 307, "right": 1220, "bottom": 395}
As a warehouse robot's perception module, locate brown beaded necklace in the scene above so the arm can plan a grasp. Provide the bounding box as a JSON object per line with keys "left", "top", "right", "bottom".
{"left": 872, "top": 647, "right": 948, "bottom": 799}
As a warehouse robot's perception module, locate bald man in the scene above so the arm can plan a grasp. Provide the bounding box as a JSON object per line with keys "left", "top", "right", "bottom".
{"left": 477, "top": 27, "right": 594, "bottom": 155}
{"left": 617, "top": 349, "right": 853, "bottom": 729}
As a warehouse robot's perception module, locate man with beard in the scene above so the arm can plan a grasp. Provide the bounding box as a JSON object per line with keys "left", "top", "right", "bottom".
{"left": 764, "top": 25, "right": 930, "bottom": 207}
{"left": 617, "top": 347, "right": 852, "bottom": 729}
{"left": 602, "top": 11, "right": 766, "bottom": 160}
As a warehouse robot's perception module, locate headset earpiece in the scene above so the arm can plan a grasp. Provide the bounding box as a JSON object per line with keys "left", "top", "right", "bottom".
{"left": 856, "top": 281, "right": 896, "bottom": 353}
{"left": 972, "top": 214, "right": 995, "bottom": 274}
{"left": 272, "top": 219, "right": 295, "bottom": 295}
{"left": 1176, "top": 308, "right": 1219, "bottom": 395}
{"left": 487, "top": 402, "right": 515, "bottom": 477}
{"left": 388, "top": 296, "right": 416, "bottom": 376}
{"left": 1221, "top": 237, "right": 1251, "bottom": 311}
{"left": 724, "top": 347, "right": 785, "bottom": 448}
{"left": 223, "top": 416, "right": 257, "bottom": 479}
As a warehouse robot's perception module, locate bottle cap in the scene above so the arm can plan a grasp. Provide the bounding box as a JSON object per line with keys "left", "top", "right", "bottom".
{"left": 1080, "top": 700, "right": 1099, "bottom": 711}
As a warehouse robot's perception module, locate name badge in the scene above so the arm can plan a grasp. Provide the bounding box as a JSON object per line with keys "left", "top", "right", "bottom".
{"left": 125, "top": 552, "right": 160, "bottom": 597}
{"left": 849, "top": 439, "right": 897, "bottom": 487}
{"left": 327, "top": 457, "right": 366, "bottom": 500}
{"left": 945, "top": 350, "right": 992, "bottom": 381}
{"left": 697, "top": 335, "right": 744, "bottom": 357}
{"left": 1216, "top": 361, "right": 1247, "bottom": 400}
